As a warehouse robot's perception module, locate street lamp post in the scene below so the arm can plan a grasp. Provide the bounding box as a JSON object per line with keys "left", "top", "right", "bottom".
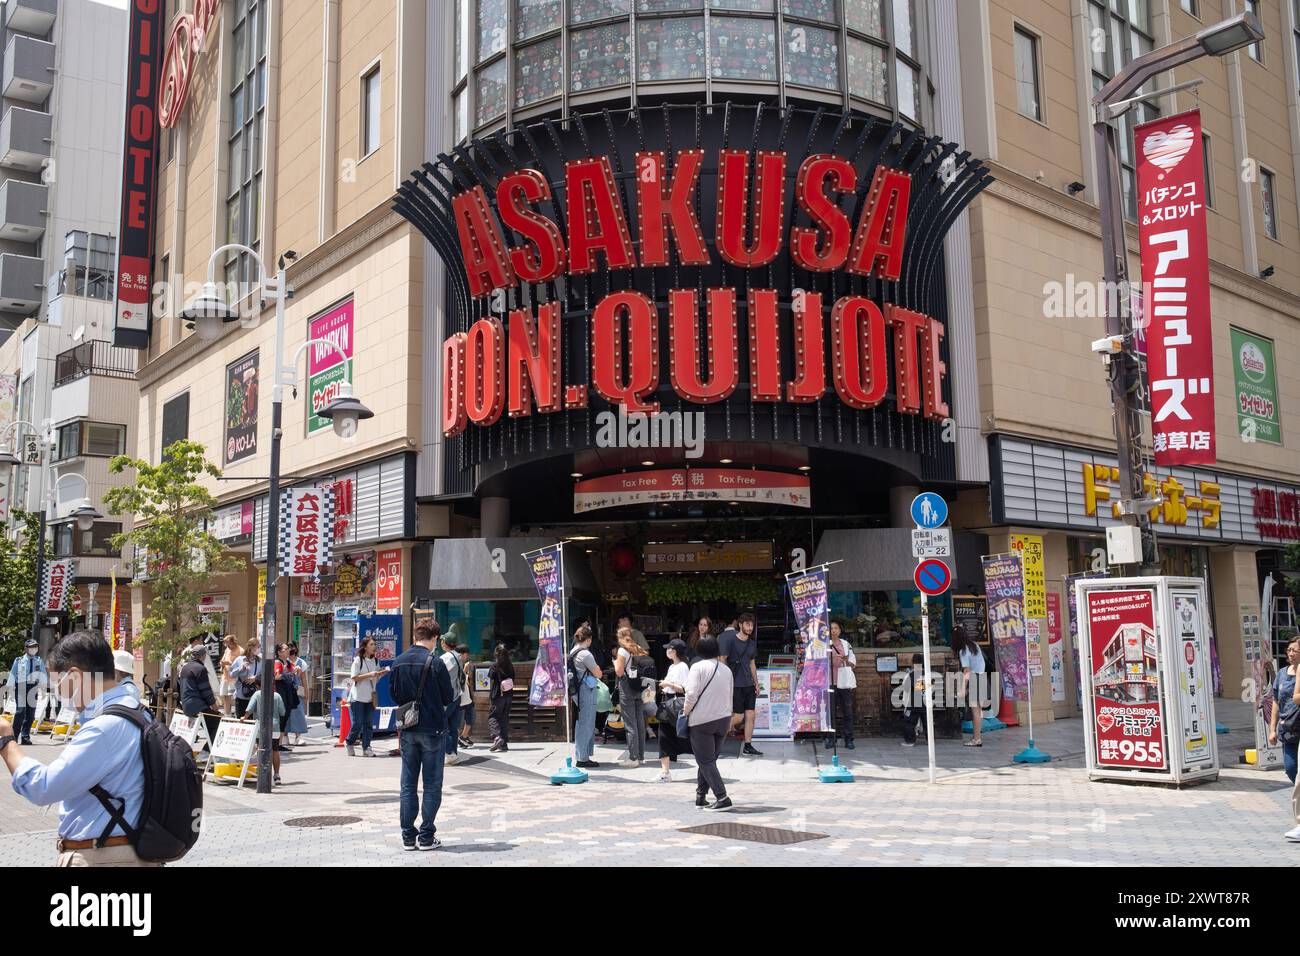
{"left": 182, "top": 245, "right": 373, "bottom": 795}
{"left": 1090, "top": 11, "right": 1263, "bottom": 574}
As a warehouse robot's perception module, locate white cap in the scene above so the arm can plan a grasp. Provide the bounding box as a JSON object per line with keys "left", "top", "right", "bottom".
{"left": 113, "top": 649, "right": 135, "bottom": 674}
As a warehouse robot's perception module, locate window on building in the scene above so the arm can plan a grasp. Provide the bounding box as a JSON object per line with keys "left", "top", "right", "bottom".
{"left": 1089, "top": 0, "right": 1157, "bottom": 221}
{"left": 1245, "top": 0, "right": 1262, "bottom": 61}
{"left": 157, "top": 253, "right": 170, "bottom": 317}
{"left": 452, "top": 0, "right": 471, "bottom": 140}
{"left": 224, "top": 0, "right": 268, "bottom": 294}
{"left": 1014, "top": 26, "right": 1042, "bottom": 121}
{"left": 362, "top": 64, "right": 381, "bottom": 157}
{"left": 53, "top": 422, "right": 126, "bottom": 461}
{"left": 55, "top": 521, "right": 123, "bottom": 559}
{"left": 57, "top": 231, "right": 116, "bottom": 301}
{"left": 1180, "top": 0, "right": 1198, "bottom": 16}
{"left": 1260, "top": 166, "right": 1278, "bottom": 239}
{"left": 1294, "top": 0, "right": 1300, "bottom": 93}
{"left": 1201, "top": 133, "right": 1213, "bottom": 208}
{"left": 161, "top": 392, "right": 190, "bottom": 456}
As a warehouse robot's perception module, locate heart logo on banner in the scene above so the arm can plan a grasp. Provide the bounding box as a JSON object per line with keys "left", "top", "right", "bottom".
{"left": 1097, "top": 713, "right": 1115, "bottom": 732}
{"left": 1141, "top": 124, "right": 1195, "bottom": 176}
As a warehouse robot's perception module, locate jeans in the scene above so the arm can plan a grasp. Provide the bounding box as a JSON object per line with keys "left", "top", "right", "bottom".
{"left": 399, "top": 731, "right": 447, "bottom": 844}
{"left": 689, "top": 716, "right": 730, "bottom": 800}
{"left": 575, "top": 680, "right": 597, "bottom": 761}
{"left": 1284, "top": 736, "right": 1298, "bottom": 784}
{"left": 444, "top": 704, "right": 461, "bottom": 755}
{"left": 621, "top": 680, "right": 645, "bottom": 761}
{"left": 347, "top": 699, "right": 375, "bottom": 748}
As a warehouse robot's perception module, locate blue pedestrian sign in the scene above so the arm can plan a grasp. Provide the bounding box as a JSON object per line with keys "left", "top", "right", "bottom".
{"left": 910, "top": 492, "right": 948, "bottom": 529}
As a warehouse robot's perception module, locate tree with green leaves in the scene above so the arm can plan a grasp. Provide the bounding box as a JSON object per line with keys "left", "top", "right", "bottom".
{"left": 0, "top": 511, "right": 52, "bottom": 668}
{"left": 104, "top": 440, "right": 242, "bottom": 719}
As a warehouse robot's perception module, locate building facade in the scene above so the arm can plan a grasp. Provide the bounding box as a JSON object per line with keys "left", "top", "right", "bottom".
{"left": 122, "top": 0, "right": 1300, "bottom": 738}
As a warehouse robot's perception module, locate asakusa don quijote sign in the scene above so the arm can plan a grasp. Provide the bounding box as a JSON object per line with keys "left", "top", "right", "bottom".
{"left": 394, "top": 107, "right": 992, "bottom": 447}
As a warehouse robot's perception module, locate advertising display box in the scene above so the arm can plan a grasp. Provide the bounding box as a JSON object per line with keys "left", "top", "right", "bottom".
{"left": 1075, "top": 576, "right": 1218, "bottom": 785}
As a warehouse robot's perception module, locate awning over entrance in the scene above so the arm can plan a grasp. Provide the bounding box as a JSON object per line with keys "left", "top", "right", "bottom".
{"left": 423, "top": 537, "right": 599, "bottom": 601}
{"left": 813, "top": 529, "right": 988, "bottom": 592}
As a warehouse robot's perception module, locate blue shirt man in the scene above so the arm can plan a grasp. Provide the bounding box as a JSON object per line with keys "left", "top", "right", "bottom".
{"left": 388, "top": 623, "right": 454, "bottom": 851}
{"left": 6, "top": 640, "right": 46, "bottom": 744}
{"left": 0, "top": 631, "right": 159, "bottom": 867}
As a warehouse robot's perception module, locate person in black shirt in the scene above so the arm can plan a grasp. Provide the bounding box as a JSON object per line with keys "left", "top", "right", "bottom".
{"left": 719, "top": 612, "right": 762, "bottom": 756}
{"left": 388, "top": 622, "right": 455, "bottom": 851}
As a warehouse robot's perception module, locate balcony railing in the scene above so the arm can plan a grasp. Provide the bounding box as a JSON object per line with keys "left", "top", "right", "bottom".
{"left": 53, "top": 340, "right": 138, "bottom": 387}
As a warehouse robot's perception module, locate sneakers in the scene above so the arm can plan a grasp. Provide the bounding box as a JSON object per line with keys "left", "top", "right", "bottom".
{"left": 346, "top": 743, "right": 356, "bottom": 756}
{"left": 742, "top": 743, "right": 763, "bottom": 756}
{"left": 273, "top": 774, "right": 283, "bottom": 785}
{"left": 844, "top": 739, "right": 856, "bottom": 750}
{"left": 704, "top": 797, "right": 733, "bottom": 811}
{"left": 658, "top": 771, "right": 671, "bottom": 782}
{"left": 1285, "top": 826, "right": 1300, "bottom": 843}
{"left": 488, "top": 739, "right": 504, "bottom": 753}
{"left": 459, "top": 737, "right": 473, "bottom": 749}
{"left": 417, "top": 838, "right": 442, "bottom": 851}
{"left": 402, "top": 841, "right": 418, "bottom": 852}
{"left": 695, "top": 793, "right": 709, "bottom": 808}
{"left": 363, "top": 748, "right": 377, "bottom": 757}
{"left": 576, "top": 759, "right": 600, "bottom": 769}
{"left": 445, "top": 754, "right": 463, "bottom": 766}
{"left": 900, "top": 740, "right": 916, "bottom": 748}
{"left": 617, "top": 757, "right": 641, "bottom": 768}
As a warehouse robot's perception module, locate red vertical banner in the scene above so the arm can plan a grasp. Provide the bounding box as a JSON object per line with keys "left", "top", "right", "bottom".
{"left": 1086, "top": 588, "right": 1166, "bottom": 770}
{"left": 1134, "top": 110, "right": 1215, "bottom": 466}
{"left": 376, "top": 548, "right": 402, "bottom": 611}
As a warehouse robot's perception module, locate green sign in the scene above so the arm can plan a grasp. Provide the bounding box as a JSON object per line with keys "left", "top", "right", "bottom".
{"left": 307, "top": 298, "right": 354, "bottom": 435}
{"left": 1231, "top": 327, "right": 1281, "bottom": 445}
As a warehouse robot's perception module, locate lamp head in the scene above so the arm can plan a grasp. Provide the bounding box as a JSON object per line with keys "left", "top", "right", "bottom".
{"left": 70, "top": 499, "right": 102, "bottom": 532}
{"left": 318, "top": 381, "right": 373, "bottom": 439}
{"left": 0, "top": 449, "right": 19, "bottom": 467}
{"left": 1196, "top": 11, "right": 1264, "bottom": 57}
{"left": 181, "top": 280, "right": 238, "bottom": 341}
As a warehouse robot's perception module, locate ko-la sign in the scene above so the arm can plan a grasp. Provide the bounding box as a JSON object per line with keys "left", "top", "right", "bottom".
{"left": 441, "top": 150, "right": 949, "bottom": 437}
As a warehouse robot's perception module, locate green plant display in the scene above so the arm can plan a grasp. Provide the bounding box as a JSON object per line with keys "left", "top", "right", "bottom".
{"left": 642, "top": 575, "right": 782, "bottom": 607}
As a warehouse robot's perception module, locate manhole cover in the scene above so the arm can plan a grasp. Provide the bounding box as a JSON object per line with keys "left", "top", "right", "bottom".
{"left": 722, "top": 805, "right": 786, "bottom": 815}
{"left": 679, "top": 822, "right": 828, "bottom": 846}
{"left": 345, "top": 794, "right": 401, "bottom": 805}
{"left": 451, "top": 782, "right": 510, "bottom": 792}
{"left": 283, "top": 815, "right": 363, "bottom": 828}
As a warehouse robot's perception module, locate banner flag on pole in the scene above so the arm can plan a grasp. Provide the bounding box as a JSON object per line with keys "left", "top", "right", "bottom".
{"left": 788, "top": 566, "right": 833, "bottom": 733}
{"left": 983, "top": 552, "right": 1028, "bottom": 703}
{"left": 526, "top": 544, "right": 567, "bottom": 707}
{"left": 109, "top": 570, "right": 120, "bottom": 649}
{"left": 277, "top": 485, "right": 336, "bottom": 578}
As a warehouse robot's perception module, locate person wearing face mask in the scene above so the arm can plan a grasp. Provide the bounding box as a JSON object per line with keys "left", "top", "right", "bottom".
{"left": 0, "top": 631, "right": 159, "bottom": 866}
{"left": 229, "top": 641, "right": 263, "bottom": 718}
{"left": 6, "top": 639, "right": 45, "bottom": 746}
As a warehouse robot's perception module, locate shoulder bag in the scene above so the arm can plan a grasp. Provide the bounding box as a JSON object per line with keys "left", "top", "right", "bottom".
{"left": 677, "top": 663, "right": 720, "bottom": 738}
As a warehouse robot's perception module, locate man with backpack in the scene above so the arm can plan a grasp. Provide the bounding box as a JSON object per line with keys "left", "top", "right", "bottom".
{"left": 0, "top": 631, "right": 202, "bottom": 866}
{"left": 439, "top": 631, "right": 466, "bottom": 765}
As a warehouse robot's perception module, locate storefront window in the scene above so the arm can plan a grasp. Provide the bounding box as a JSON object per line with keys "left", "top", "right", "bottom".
{"left": 570, "top": 21, "right": 632, "bottom": 91}
{"left": 782, "top": 0, "right": 837, "bottom": 24}
{"left": 569, "top": 0, "right": 632, "bottom": 23}
{"left": 710, "top": 16, "right": 777, "bottom": 80}
{"left": 783, "top": 22, "right": 839, "bottom": 89}
{"left": 637, "top": 16, "right": 706, "bottom": 81}
{"left": 828, "top": 590, "right": 950, "bottom": 648}
{"left": 847, "top": 37, "right": 887, "bottom": 102}
{"left": 516, "top": 37, "right": 563, "bottom": 106}
{"left": 476, "top": 58, "right": 508, "bottom": 125}
{"left": 435, "top": 600, "right": 541, "bottom": 661}
{"left": 516, "top": 0, "right": 562, "bottom": 41}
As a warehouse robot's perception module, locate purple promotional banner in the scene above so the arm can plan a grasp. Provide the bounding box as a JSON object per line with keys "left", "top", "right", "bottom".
{"left": 788, "top": 567, "right": 833, "bottom": 733}
{"left": 982, "top": 553, "right": 1028, "bottom": 703}
{"left": 527, "top": 545, "right": 567, "bottom": 708}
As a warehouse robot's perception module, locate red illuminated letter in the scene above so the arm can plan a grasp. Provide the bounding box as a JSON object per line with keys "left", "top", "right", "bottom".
{"left": 830, "top": 296, "right": 887, "bottom": 409}
{"left": 452, "top": 186, "right": 516, "bottom": 298}
{"left": 441, "top": 333, "right": 467, "bottom": 438}
{"left": 747, "top": 289, "right": 782, "bottom": 402}
{"left": 668, "top": 288, "right": 739, "bottom": 404}
{"left": 507, "top": 301, "right": 562, "bottom": 418}
{"left": 786, "top": 291, "right": 825, "bottom": 403}
{"left": 566, "top": 157, "right": 636, "bottom": 274}
{"left": 497, "top": 170, "right": 566, "bottom": 284}
{"left": 885, "top": 304, "right": 927, "bottom": 414}
{"left": 716, "top": 150, "right": 787, "bottom": 268}
{"left": 591, "top": 291, "right": 659, "bottom": 413}
{"left": 635, "top": 150, "right": 710, "bottom": 268}
{"left": 465, "top": 317, "right": 505, "bottom": 426}
{"left": 791, "top": 155, "right": 856, "bottom": 272}
{"left": 922, "top": 316, "right": 949, "bottom": 421}
{"left": 848, "top": 166, "right": 911, "bottom": 281}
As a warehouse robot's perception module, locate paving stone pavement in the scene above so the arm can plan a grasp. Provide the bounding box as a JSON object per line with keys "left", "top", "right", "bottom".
{"left": 3, "top": 699, "right": 1294, "bottom": 867}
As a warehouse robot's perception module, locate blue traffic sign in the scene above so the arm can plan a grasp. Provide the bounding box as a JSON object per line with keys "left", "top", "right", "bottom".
{"left": 914, "top": 558, "right": 953, "bottom": 597}
{"left": 910, "top": 492, "right": 948, "bottom": 529}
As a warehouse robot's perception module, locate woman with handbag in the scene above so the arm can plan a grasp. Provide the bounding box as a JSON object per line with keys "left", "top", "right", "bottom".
{"left": 1269, "top": 636, "right": 1300, "bottom": 783}
{"left": 570, "top": 624, "right": 603, "bottom": 768}
{"left": 614, "top": 626, "right": 651, "bottom": 768}
{"left": 656, "top": 639, "right": 693, "bottom": 782}
{"left": 346, "top": 637, "right": 388, "bottom": 756}
{"left": 830, "top": 620, "right": 857, "bottom": 750}
{"left": 488, "top": 643, "right": 515, "bottom": 753}
{"left": 684, "top": 634, "right": 735, "bottom": 811}
{"left": 273, "top": 644, "right": 302, "bottom": 751}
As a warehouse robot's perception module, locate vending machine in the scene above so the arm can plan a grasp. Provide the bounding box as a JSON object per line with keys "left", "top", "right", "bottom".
{"left": 329, "top": 606, "right": 360, "bottom": 730}
{"left": 329, "top": 607, "right": 404, "bottom": 733}
{"left": 1075, "top": 576, "right": 1218, "bottom": 785}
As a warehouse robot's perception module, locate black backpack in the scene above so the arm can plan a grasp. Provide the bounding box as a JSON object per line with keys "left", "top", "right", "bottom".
{"left": 90, "top": 704, "right": 204, "bottom": 863}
